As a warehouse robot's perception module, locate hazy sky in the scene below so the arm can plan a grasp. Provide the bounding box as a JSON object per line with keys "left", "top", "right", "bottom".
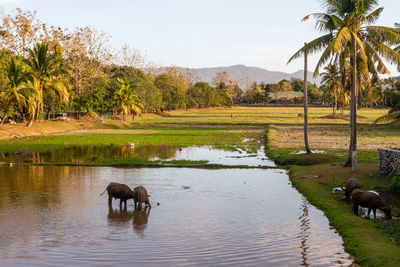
{"left": 1, "top": 0, "right": 399, "bottom": 75}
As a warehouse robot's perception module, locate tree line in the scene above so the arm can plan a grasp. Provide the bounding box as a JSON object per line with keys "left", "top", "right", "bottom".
{"left": 0, "top": 9, "right": 235, "bottom": 126}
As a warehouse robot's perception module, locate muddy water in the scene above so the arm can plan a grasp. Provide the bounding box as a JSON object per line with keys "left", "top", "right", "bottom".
{"left": 0, "top": 166, "right": 352, "bottom": 266}
{"left": 2, "top": 145, "right": 275, "bottom": 167}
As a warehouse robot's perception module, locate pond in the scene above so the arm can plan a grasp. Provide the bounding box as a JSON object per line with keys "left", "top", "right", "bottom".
{"left": 1, "top": 145, "right": 275, "bottom": 167}
{"left": 0, "top": 165, "right": 353, "bottom": 266}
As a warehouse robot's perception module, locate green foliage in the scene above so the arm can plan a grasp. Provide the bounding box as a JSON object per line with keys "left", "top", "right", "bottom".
{"left": 112, "top": 78, "right": 143, "bottom": 120}
{"left": 187, "top": 82, "right": 232, "bottom": 108}
{"left": 72, "top": 88, "right": 112, "bottom": 113}
{"left": 390, "top": 174, "right": 400, "bottom": 196}
{"left": 291, "top": 78, "right": 304, "bottom": 92}
{"left": 155, "top": 73, "right": 186, "bottom": 110}
{"left": 243, "top": 85, "right": 270, "bottom": 104}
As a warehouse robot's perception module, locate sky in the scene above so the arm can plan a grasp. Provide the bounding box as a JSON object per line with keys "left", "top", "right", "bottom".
{"left": 1, "top": 0, "right": 399, "bottom": 75}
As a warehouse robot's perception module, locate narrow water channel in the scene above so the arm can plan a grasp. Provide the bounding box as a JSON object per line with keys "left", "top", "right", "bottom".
{"left": 0, "top": 163, "right": 353, "bottom": 266}
{"left": 0, "top": 144, "right": 275, "bottom": 167}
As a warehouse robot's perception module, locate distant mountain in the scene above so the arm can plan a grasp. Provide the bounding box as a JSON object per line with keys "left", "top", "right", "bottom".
{"left": 155, "top": 64, "right": 321, "bottom": 89}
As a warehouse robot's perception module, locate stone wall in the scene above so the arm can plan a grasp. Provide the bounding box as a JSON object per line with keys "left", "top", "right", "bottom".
{"left": 379, "top": 148, "right": 400, "bottom": 175}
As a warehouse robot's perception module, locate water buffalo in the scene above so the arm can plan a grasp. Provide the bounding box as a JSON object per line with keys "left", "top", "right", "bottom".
{"left": 100, "top": 182, "right": 134, "bottom": 208}
{"left": 133, "top": 186, "right": 151, "bottom": 210}
{"left": 351, "top": 189, "right": 391, "bottom": 219}
{"left": 341, "top": 177, "right": 361, "bottom": 199}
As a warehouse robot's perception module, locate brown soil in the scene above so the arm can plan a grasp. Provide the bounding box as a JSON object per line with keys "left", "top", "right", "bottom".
{"left": 0, "top": 119, "right": 102, "bottom": 140}
{"left": 270, "top": 125, "right": 399, "bottom": 150}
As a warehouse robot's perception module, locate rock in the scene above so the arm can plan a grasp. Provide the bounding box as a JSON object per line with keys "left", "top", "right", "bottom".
{"left": 379, "top": 148, "right": 400, "bottom": 174}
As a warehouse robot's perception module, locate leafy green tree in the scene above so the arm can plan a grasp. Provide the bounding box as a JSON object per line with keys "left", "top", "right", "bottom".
{"left": 243, "top": 83, "right": 269, "bottom": 104}
{"left": 186, "top": 82, "right": 213, "bottom": 108}
{"left": 108, "top": 66, "right": 162, "bottom": 112}
{"left": 291, "top": 78, "right": 304, "bottom": 92}
{"left": 215, "top": 82, "right": 233, "bottom": 107}
{"left": 154, "top": 73, "right": 186, "bottom": 111}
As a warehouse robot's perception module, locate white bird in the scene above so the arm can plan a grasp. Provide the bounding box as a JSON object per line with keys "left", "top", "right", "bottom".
{"left": 127, "top": 142, "right": 136, "bottom": 148}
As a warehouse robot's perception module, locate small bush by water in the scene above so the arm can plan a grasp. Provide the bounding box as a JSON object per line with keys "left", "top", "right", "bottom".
{"left": 390, "top": 174, "right": 400, "bottom": 196}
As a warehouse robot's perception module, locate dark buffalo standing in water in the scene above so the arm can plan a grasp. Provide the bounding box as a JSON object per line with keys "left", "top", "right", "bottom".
{"left": 133, "top": 186, "right": 151, "bottom": 210}
{"left": 100, "top": 182, "right": 134, "bottom": 208}
{"left": 341, "top": 177, "right": 361, "bottom": 199}
{"left": 351, "top": 189, "right": 391, "bottom": 219}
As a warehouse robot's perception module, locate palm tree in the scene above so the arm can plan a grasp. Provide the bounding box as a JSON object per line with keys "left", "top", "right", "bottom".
{"left": 113, "top": 78, "right": 143, "bottom": 121}
{"left": 26, "top": 42, "right": 69, "bottom": 123}
{"left": 0, "top": 57, "right": 36, "bottom": 125}
{"left": 288, "top": 0, "right": 400, "bottom": 171}
{"left": 320, "top": 63, "right": 342, "bottom": 114}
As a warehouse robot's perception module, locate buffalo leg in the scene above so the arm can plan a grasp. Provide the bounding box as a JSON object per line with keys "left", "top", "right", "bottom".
{"left": 373, "top": 209, "right": 376, "bottom": 219}
{"left": 367, "top": 208, "right": 371, "bottom": 218}
{"left": 108, "top": 197, "right": 112, "bottom": 207}
{"left": 353, "top": 204, "right": 359, "bottom": 216}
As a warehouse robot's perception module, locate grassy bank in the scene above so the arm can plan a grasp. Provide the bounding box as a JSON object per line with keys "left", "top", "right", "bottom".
{"left": 283, "top": 164, "right": 400, "bottom": 266}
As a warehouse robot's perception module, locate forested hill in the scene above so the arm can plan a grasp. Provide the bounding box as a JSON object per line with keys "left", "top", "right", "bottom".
{"left": 156, "top": 65, "right": 322, "bottom": 88}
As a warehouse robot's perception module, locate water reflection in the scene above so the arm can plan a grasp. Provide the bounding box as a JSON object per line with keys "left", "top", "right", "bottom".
{"left": 108, "top": 207, "right": 134, "bottom": 225}
{"left": 3, "top": 145, "right": 178, "bottom": 164}
{"left": 2, "top": 144, "right": 275, "bottom": 167}
{"left": 0, "top": 166, "right": 352, "bottom": 266}
{"left": 299, "top": 197, "right": 310, "bottom": 267}
{"left": 133, "top": 209, "right": 150, "bottom": 238}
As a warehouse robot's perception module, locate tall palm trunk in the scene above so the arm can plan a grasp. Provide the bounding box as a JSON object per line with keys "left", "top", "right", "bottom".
{"left": 333, "top": 89, "right": 337, "bottom": 114}
{"left": 35, "top": 99, "right": 40, "bottom": 122}
{"left": 303, "top": 43, "right": 311, "bottom": 154}
{"left": 345, "top": 36, "right": 357, "bottom": 171}
{"left": 27, "top": 108, "right": 35, "bottom": 127}
{"left": 0, "top": 114, "right": 8, "bottom": 126}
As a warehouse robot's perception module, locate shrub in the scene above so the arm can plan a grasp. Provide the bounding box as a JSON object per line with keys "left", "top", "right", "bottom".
{"left": 389, "top": 173, "right": 400, "bottom": 196}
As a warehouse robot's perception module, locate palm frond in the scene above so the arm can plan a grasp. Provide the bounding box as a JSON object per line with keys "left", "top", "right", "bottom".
{"left": 374, "top": 110, "right": 400, "bottom": 124}
{"left": 287, "top": 33, "right": 333, "bottom": 63}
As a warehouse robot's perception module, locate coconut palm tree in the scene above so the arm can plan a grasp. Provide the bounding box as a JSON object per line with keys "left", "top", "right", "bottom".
{"left": 0, "top": 57, "right": 37, "bottom": 125}
{"left": 321, "top": 63, "right": 342, "bottom": 114}
{"left": 113, "top": 78, "right": 143, "bottom": 121}
{"left": 288, "top": 0, "right": 400, "bottom": 171}
{"left": 26, "top": 42, "right": 69, "bottom": 123}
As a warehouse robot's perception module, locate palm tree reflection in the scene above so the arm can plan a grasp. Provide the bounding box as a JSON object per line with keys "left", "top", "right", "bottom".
{"left": 298, "top": 197, "right": 310, "bottom": 267}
